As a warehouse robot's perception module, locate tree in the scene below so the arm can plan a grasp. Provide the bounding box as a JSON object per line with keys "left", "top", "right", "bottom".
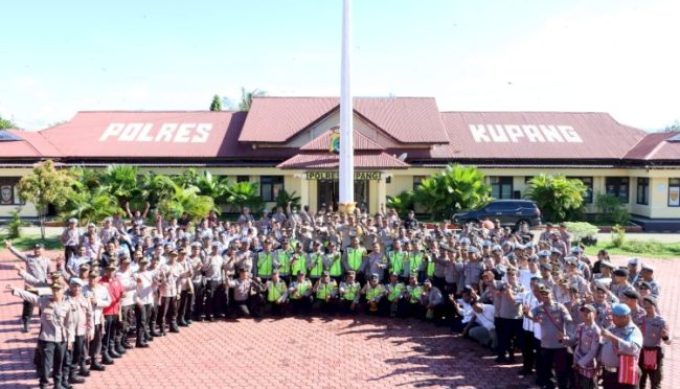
{"left": 138, "top": 171, "right": 177, "bottom": 206}
{"left": 209, "top": 94, "right": 222, "bottom": 112}
{"left": 158, "top": 183, "right": 215, "bottom": 221}
{"left": 386, "top": 191, "right": 416, "bottom": 218}
{"left": 59, "top": 186, "right": 122, "bottom": 225}
{"left": 664, "top": 120, "right": 680, "bottom": 132}
{"left": 414, "top": 164, "right": 491, "bottom": 220}
{"left": 0, "top": 115, "right": 16, "bottom": 130}
{"left": 225, "top": 181, "right": 263, "bottom": 213}
{"left": 100, "top": 165, "right": 140, "bottom": 206}
{"left": 274, "top": 189, "right": 301, "bottom": 209}
{"left": 238, "top": 87, "right": 266, "bottom": 111}
{"left": 526, "top": 175, "right": 586, "bottom": 222}
{"left": 17, "top": 160, "right": 76, "bottom": 239}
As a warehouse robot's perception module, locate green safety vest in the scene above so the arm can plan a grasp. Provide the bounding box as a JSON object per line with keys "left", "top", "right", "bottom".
{"left": 291, "top": 280, "right": 311, "bottom": 299}
{"left": 328, "top": 253, "right": 342, "bottom": 276}
{"left": 257, "top": 252, "right": 273, "bottom": 277}
{"left": 346, "top": 247, "right": 366, "bottom": 271}
{"left": 389, "top": 251, "right": 406, "bottom": 275}
{"left": 276, "top": 250, "right": 292, "bottom": 275}
{"left": 387, "top": 283, "right": 405, "bottom": 302}
{"left": 342, "top": 282, "right": 360, "bottom": 301}
{"left": 290, "top": 253, "right": 306, "bottom": 276}
{"left": 366, "top": 284, "right": 385, "bottom": 301}
{"left": 426, "top": 260, "right": 435, "bottom": 278}
{"left": 316, "top": 282, "right": 336, "bottom": 300}
{"left": 289, "top": 238, "right": 299, "bottom": 249}
{"left": 309, "top": 253, "right": 324, "bottom": 277}
{"left": 408, "top": 285, "right": 423, "bottom": 304}
{"left": 409, "top": 253, "right": 423, "bottom": 274}
{"left": 267, "top": 281, "right": 287, "bottom": 302}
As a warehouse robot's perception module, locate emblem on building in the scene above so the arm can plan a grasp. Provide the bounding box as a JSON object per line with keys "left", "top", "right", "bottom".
{"left": 329, "top": 127, "right": 340, "bottom": 154}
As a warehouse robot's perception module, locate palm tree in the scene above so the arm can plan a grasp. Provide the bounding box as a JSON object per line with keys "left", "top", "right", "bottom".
{"left": 60, "top": 186, "right": 122, "bottom": 225}
{"left": 100, "top": 165, "right": 139, "bottom": 205}
{"left": 238, "top": 87, "right": 266, "bottom": 111}
{"left": 225, "top": 181, "right": 263, "bottom": 213}
{"left": 158, "top": 183, "right": 215, "bottom": 221}
{"left": 138, "top": 171, "right": 177, "bottom": 206}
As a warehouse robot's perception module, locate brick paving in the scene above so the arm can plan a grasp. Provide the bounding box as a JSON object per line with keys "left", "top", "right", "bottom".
{"left": 0, "top": 250, "right": 677, "bottom": 389}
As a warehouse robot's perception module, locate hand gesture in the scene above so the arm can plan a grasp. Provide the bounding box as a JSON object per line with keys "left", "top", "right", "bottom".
{"left": 4, "top": 240, "right": 11, "bottom": 248}
{"left": 14, "top": 263, "right": 24, "bottom": 274}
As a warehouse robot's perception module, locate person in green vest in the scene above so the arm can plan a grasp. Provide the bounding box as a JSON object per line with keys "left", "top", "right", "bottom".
{"left": 343, "top": 237, "right": 367, "bottom": 285}
{"left": 256, "top": 240, "right": 274, "bottom": 281}
{"left": 385, "top": 272, "right": 406, "bottom": 318}
{"left": 338, "top": 271, "right": 361, "bottom": 314}
{"left": 263, "top": 270, "right": 288, "bottom": 316}
{"left": 361, "top": 273, "right": 386, "bottom": 315}
{"left": 423, "top": 248, "right": 437, "bottom": 283}
{"left": 324, "top": 242, "right": 343, "bottom": 283}
{"left": 405, "top": 275, "right": 425, "bottom": 318}
{"left": 274, "top": 239, "right": 293, "bottom": 283}
{"left": 307, "top": 241, "right": 325, "bottom": 284}
{"left": 388, "top": 240, "right": 408, "bottom": 283}
{"left": 312, "top": 271, "right": 338, "bottom": 314}
{"left": 288, "top": 271, "right": 313, "bottom": 315}
{"left": 289, "top": 243, "right": 307, "bottom": 282}
{"left": 406, "top": 242, "right": 426, "bottom": 283}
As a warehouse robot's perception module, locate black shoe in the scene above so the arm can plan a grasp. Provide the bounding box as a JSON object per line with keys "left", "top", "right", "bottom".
{"left": 78, "top": 366, "right": 90, "bottom": 377}
{"left": 21, "top": 320, "right": 28, "bottom": 333}
{"left": 109, "top": 349, "right": 121, "bottom": 359}
{"left": 178, "top": 321, "right": 188, "bottom": 327}
{"left": 90, "top": 362, "right": 106, "bottom": 371}
{"left": 186, "top": 319, "right": 192, "bottom": 325}
{"left": 68, "top": 375, "right": 85, "bottom": 384}
{"left": 136, "top": 341, "right": 149, "bottom": 348}
{"left": 150, "top": 329, "right": 161, "bottom": 337}
{"left": 122, "top": 342, "right": 134, "bottom": 349}
{"left": 495, "top": 356, "right": 508, "bottom": 363}
{"left": 160, "top": 330, "right": 167, "bottom": 336}
{"left": 115, "top": 344, "right": 126, "bottom": 355}
{"left": 146, "top": 336, "right": 154, "bottom": 342}
{"left": 169, "top": 327, "right": 180, "bottom": 333}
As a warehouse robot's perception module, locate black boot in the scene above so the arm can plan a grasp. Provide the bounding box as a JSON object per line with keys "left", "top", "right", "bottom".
{"left": 135, "top": 340, "right": 150, "bottom": 348}
{"left": 78, "top": 364, "right": 90, "bottom": 377}
{"left": 114, "top": 341, "right": 126, "bottom": 355}
{"left": 101, "top": 350, "right": 114, "bottom": 365}
{"left": 21, "top": 319, "right": 28, "bottom": 333}
{"left": 91, "top": 361, "right": 107, "bottom": 371}
{"left": 68, "top": 372, "right": 85, "bottom": 384}
{"left": 169, "top": 322, "right": 180, "bottom": 333}
{"left": 108, "top": 347, "right": 121, "bottom": 359}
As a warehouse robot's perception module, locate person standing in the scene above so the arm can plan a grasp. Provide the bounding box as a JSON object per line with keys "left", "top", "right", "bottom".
{"left": 62, "top": 278, "right": 92, "bottom": 386}
{"left": 6, "top": 282, "right": 72, "bottom": 389}
{"left": 570, "top": 304, "right": 601, "bottom": 389}
{"left": 156, "top": 251, "right": 182, "bottom": 334}
{"left": 343, "top": 237, "right": 366, "bottom": 284}
{"left": 5, "top": 240, "right": 51, "bottom": 333}
{"left": 493, "top": 267, "right": 524, "bottom": 363}
{"left": 115, "top": 254, "right": 137, "bottom": 350}
{"left": 100, "top": 264, "right": 124, "bottom": 364}
{"left": 524, "top": 285, "right": 573, "bottom": 389}
{"left": 82, "top": 268, "right": 110, "bottom": 371}
{"left": 61, "top": 218, "right": 81, "bottom": 261}
{"left": 638, "top": 296, "right": 670, "bottom": 389}
{"left": 134, "top": 258, "right": 155, "bottom": 348}
{"left": 599, "top": 303, "right": 643, "bottom": 389}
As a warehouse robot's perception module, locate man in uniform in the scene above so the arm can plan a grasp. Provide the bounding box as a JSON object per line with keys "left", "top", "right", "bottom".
{"left": 493, "top": 267, "right": 524, "bottom": 363}
{"left": 599, "top": 303, "right": 643, "bottom": 389}
{"left": 324, "top": 242, "right": 343, "bottom": 284}
{"left": 638, "top": 296, "right": 670, "bottom": 389}
{"left": 343, "top": 237, "right": 366, "bottom": 284}
{"left": 274, "top": 239, "right": 293, "bottom": 283}
{"left": 156, "top": 251, "right": 181, "bottom": 335}
{"left": 361, "top": 273, "right": 386, "bottom": 315}
{"left": 571, "top": 304, "right": 601, "bottom": 389}
{"left": 134, "top": 258, "right": 154, "bottom": 348}
{"left": 63, "top": 278, "right": 92, "bottom": 386}
{"left": 525, "top": 285, "right": 573, "bottom": 389}
{"left": 338, "top": 271, "right": 361, "bottom": 314}
{"left": 6, "top": 281, "right": 72, "bottom": 389}
{"left": 82, "top": 268, "right": 109, "bottom": 371}
{"left": 313, "top": 271, "right": 338, "bottom": 314}
{"left": 256, "top": 240, "right": 275, "bottom": 281}
{"left": 421, "top": 279, "right": 444, "bottom": 324}
{"left": 385, "top": 272, "right": 406, "bottom": 317}
{"left": 100, "top": 264, "right": 124, "bottom": 363}
{"left": 288, "top": 271, "right": 313, "bottom": 315}
{"left": 6, "top": 240, "right": 51, "bottom": 332}
{"left": 307, "top": 241, "right": 325, "bottom": 284}
{"left": 387, "top": 240, "right": 408, "bottom": 283}
{"left": 638, "top": 265, "right": 660, "bottom": 298}
{"left": 263, "top": 269, "right": 288, "bottom": 315}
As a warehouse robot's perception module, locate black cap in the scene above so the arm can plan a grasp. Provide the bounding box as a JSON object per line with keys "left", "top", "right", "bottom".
{"left": 623, "top": 289, "right": 640, "bottom": 300}
{"left": 642, "top": 295, "right": 657, "bottom": 307}
{"left": 613, "top": 268, "right": 628, "bottom": 277}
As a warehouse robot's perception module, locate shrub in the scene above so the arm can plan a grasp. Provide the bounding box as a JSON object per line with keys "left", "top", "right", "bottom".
{"left": 386, "top": 191, "right": 416, "bottom": 218}
{"left": 564, "top": 221, "right": 598, "bottom": 245}
{"left": 595, "top": 194, "right": 630, "bottom": 225}
{"left": 7, "top": 208, "right": 23, "bottom": 239}
{"left": 611, "top": 224, "right": 626, "bottom": 248}
{"left": 526, "top": 175, "right": 586, "bottom": 222}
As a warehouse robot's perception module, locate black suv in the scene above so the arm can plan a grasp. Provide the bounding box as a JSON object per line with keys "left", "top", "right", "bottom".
{"left": 452, "top": 200, "right": 542, "bottom": 227}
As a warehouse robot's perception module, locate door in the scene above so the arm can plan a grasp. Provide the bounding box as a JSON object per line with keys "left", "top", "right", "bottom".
{"left": 317, "top": 180, "right": 370, "bottom": 212}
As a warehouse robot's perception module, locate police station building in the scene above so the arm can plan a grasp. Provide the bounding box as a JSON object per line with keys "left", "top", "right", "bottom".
{"left": 1, "top": 96, "right": 679, "bottom": 230}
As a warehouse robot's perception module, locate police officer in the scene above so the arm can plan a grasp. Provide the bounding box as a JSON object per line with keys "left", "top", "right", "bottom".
{"left": 6, "top": 282, "right": 72, "bottom": 389}
{"left": 6, "top": 240, "right": 51, "bottom": 332}
{"left": 313, "top": 271, "right": 338, "bottom": 314}
{"left": 599, "top": 303, "right": 643, "bottom": 389}
{"left": 638, "top": 296, "right": 670, "bottom": 389}
{"left": 338, "top": 271, "right": 361, "bottom": 314}
{"left": 571, "top": 304, "right": 601, "bottom": 389}
{"left": 288, "top": 271, "right": 313, "bottom": 315}
{"left": 263, "top": 269, "right": 288, "bottom": 315}
{"left": 63, "top": 278, "right": 91, "bottom": 386}
{"left": 361, "top": 273, "right": 386, "bottom": 315}
{"left": 82, "top": 268, "right": 110, "bottom": 371}
{"left": 385, "top": 272, "right": 406, "bottom": 318}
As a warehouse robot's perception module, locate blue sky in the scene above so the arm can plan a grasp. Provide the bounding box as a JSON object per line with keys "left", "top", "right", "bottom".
{"left": 1, "top": 0, "right": 678, "bottom": 130}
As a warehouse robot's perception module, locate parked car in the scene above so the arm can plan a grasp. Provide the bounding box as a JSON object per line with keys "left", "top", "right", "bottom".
{"left": 452, "top": 199, "right": 542, "bottom": 228}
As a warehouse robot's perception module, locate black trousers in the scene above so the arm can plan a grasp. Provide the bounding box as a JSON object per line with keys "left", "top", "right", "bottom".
{"left": 89, "top": 323, "right": 103, "bottom": 363}
{"left": 538, "top": 347, "right": 570, "bottom": 389}
{"left": 157, "top": 296, "right": 178, "bottom": 330}
{"left": 603, "top": 370, "right": 638, "bottom": 389}
{"left": 290, "top": 297, "right": 312, "bottom": 315}
{"left": 178, "top": 290, "right": 193, "bottom": 323}
{"left": 118, "top": 305, "right": 134, "bottom": 344}
{"left": 521, "top": 330, "right": 539, "bottom": 373}
{"left": 63, "top": 335, "right": 84, "bottom": 381}
{"left": 191, "top": 281, "right": 205, "bottom": 319}
{"left": 64, "top": 245, "right": 78, "bottom": 261}
{"left": 21, "top": 298, "right": 35, "bottom": 324}
{"left": 102, "top": 315, "right": 118, "bottom": 356}
{"left": 640, "top": 347, "right": 663, "bottom": 389}
{"left": 204, "top": 280, "right": 222, "bottom": 319}
{"left": 233, "top": 299, "right": 251, "bottom": 317}
{"left": 37, "top": 340, "right": 66, "bottom": 386}
{"left": 135, "top": 304, "right": 152, "bottom": 343}
{"left": 496, "top": 317, "right": 522, "bottom": 359}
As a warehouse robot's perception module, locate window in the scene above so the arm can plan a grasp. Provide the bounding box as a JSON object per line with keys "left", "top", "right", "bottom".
{"left": 568, "top": 176, "right": 594, "bottom": 204}
{"left": 490, "top": 176, "right": 513, "bottom": 199}
{"left": 669, "top": 178, "right": 680, "bottom": 207}
{"left": 236, "top": 175, "right": 250, "bottom": 183}
{"left": 524, "top": 176, "right": 534, "bottom": 184}
{"left": 260, "top": 176, "right": 284, "bottom": 202}
{"left": 413, "top": 176, "right": 426, "bottom": 191}
{"left": 0, "top": 178, "right": 24, "bottom": 205}
{"left": 636, "top": 178, "right": 649, "bottom": 205}
{"left": 605, "top": 177, "right": 629, "bottom": 203}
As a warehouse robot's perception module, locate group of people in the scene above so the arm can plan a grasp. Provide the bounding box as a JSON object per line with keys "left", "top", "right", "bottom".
{"left": 3, "top": 202, "right": 671, "bottom": 389}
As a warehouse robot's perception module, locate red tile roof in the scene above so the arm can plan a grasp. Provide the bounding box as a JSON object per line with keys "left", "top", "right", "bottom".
{"left": 300, "top": 129, "right": 384, "bottom": 151}
{"left": 40, "top": 111, "right": 237, "bottom": 158}
{"left": 239, "top": 97, "right": 449, "bottom": 144}
{"left": 0, "top": 130, "right": 60, "bottom": 158}
{"left": 277, "top": 151, "right": 409, "bottom": 169}
{"left": 624, "top": 132, "right": 680, "bottom": 161}
{"left": 434, "top": 112, "right": 646, "bottom": 160}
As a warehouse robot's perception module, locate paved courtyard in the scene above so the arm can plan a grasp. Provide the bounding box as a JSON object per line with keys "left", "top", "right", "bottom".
{"left": 0, "top": 250, "right": 677, "bottom": 389}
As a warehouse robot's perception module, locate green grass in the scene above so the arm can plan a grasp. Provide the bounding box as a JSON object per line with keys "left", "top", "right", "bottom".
{"left": 0, "top": 233, "right": 62, "bottom": 251}
{"left": 584, "top": 239, "right": 680, "bottom": 259}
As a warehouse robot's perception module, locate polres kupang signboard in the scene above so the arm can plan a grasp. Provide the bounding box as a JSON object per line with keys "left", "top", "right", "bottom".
{"left": 99, "top": 123, "right": 213, "bottom": 143}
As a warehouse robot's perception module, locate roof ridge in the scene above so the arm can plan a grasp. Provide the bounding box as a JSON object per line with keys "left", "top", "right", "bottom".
{"left": 76, "top": 110, "right": 237, "bottom": 113}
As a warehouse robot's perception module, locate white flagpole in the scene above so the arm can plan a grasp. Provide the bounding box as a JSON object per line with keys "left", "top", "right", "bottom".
{"left": 338, "top": 0, "right": 355, "bottom": 214}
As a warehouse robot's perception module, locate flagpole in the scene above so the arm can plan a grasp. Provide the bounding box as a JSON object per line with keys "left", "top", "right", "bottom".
{"left": 338, "top": 0, "right": 355, "bottom": 215}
